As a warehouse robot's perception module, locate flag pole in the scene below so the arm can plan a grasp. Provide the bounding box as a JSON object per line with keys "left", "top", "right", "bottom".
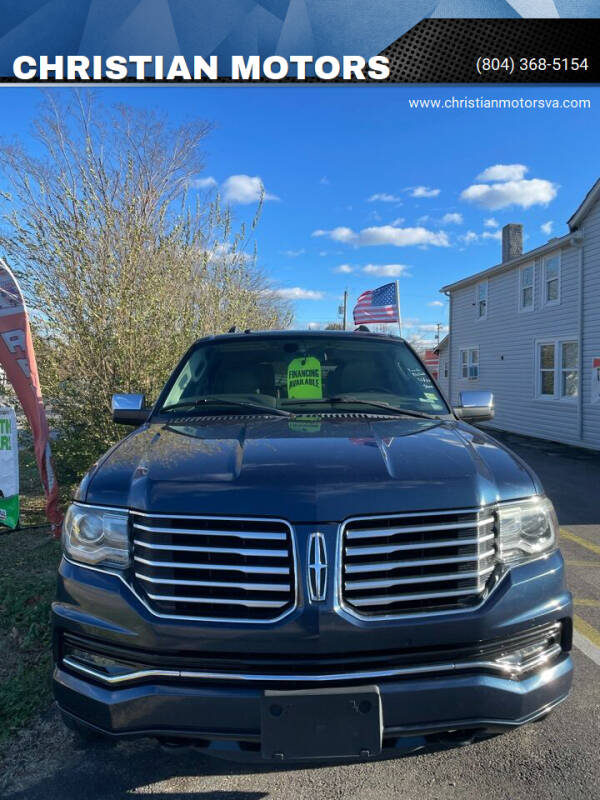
{"left": 395, "top": 280, "right": 403, "bottom": 338}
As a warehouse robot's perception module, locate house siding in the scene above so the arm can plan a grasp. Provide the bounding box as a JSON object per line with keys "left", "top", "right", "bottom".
{"left": 437, "top": 339, "right": 449, "bottom": 398}
{"left": 581, "top": 198, "right": 600, "bottom": 449}
{"left": 448, "top": 236, "right": 586, "bottom": 447}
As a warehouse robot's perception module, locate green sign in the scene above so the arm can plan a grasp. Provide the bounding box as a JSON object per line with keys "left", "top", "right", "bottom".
{"left": 0, "top": 494, "right": 19, "bottom": 529}
{"left": 287, "top": 357, "right": 322, "bottom": 399}
{"left": 0, "top": 408, "right": 19, "bottom": 529}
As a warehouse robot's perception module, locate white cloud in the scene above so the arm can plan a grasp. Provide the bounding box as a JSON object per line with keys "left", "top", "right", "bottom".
{"left": 428, "top": 300, "right": 444, "bottom": 307}
{"left": 460, "top": 177, "right": 557, "bottom": 210}
{"left": 409, "top": 186, "right": 441, "bottom": 198}
{"left": 282, "top": 248, "right": 305, "bottom": 257}
{"left": 312, "top": 227, "right": 355, "bottom": 243}
{"left": 363, "top": 264, "right": 410, "bottom": 277}
{"left": 541, "top": 220, "right": 554, "bottom": 235}
{"left": 319, "top": 176, "right": 330, "bottom": 185}
{"left": 368, "top": 192, "right": 402, "bottom": 203}
{"left": 190, "top": 176, "right": 217, "bottom": 189}
{"left": 420, "top": 212, "right": 461, "bottom": 226}
{"left": 307, "top": 321, "right": 322, "bottom": 330}
{"left": 482, "top": 230, "right": 502, "bottom": 241}
{"left": 313, "top": 224, "right": 449, "bottom": 248}
{"left": 360, "top": 226, "right": 448, "bottom": 247}
{"left": 484, "top": 217, "right": 499, "bottom": 228}
{"left": 390, "top": 217, "right": 405, "bottom": 226}
{"left": 376, "top": 226, "right": 448, "bottom": 247}
{"left": 441, "top": 212, "right": 463, "bottom": 225}
{"left": 460, "top": 228, "right": 502, "bottom": 245}
{"left": 476, "top": 164, "right": 528, "bottom": 182}
{"left": 221, "top": 174, "right": 279, "bottom": 204}
{"left": 271, "top": 287, "right": 324, "bottom": 300}
{"left": 329, "top": 226, "right": 357, "bottom": 244}
{"left": 334, "top": 264, "right": 355, "bottom": 273}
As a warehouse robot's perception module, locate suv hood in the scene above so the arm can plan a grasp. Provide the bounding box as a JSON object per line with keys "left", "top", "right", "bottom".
{"left": 81, "top": 416, "right": 540, "bottom": 520}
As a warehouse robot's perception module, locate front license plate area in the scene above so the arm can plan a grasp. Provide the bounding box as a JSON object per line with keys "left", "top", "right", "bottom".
{"left": 261, "top": 685, "right": 382, "bottom": 761}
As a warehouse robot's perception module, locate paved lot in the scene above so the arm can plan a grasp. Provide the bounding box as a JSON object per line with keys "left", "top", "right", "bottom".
{"left": 2, "top": 430, "right": 600, "bottom": 800}
{"left": 491, "top": 430, "right": 600, "bottom": 648}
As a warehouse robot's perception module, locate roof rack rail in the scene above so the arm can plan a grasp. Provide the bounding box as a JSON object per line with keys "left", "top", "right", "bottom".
{"left": 227, "top": 326, "right": 238, "bottom": 333}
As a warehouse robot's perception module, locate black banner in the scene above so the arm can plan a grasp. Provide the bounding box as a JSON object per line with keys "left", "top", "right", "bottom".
{"left": 1, "top": 18, "right": 598, "bottom": 84}
{"left": 381, "top": 19, "right": 599, "bottom": 83}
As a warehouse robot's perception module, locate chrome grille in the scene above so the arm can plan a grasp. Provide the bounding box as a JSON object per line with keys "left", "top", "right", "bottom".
{"left": 131, "top": 513, "right": 296, "bottom": 622}
{"left": 340, "top": 508, "right": 497, "bottom": 617}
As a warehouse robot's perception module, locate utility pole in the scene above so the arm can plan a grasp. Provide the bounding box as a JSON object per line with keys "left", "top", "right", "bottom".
{"left": 435, "top": 322, "right": 442, "bottom": 345}
{"left": 342, "top": 289, "right": 348, "bottom": 330}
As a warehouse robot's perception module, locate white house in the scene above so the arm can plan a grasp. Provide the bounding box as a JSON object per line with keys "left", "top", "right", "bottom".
{"left": 440, "top": 177, "right": 600, "bottom": 450}
{"left": 434, "top": 335, "right": 449, "bottom": 397}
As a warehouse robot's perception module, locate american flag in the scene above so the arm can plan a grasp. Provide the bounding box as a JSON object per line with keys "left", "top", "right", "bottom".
{"left": 353, "top": 282, "right": 399, "bottom": 325}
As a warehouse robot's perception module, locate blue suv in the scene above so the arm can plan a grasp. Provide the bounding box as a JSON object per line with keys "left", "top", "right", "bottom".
{"left": 53, "top": 330, "right": 572, "bottom": 761}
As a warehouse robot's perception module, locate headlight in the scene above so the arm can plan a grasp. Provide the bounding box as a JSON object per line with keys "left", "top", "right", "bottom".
{"left": 497, "top": 496, "right": 558, "bottom": 563}
{"left": 62, "top": 503, "right": 130, "bottom": 568}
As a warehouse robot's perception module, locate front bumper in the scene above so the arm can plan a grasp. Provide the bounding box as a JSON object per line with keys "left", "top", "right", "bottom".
{"left": 54, "top": 654, "right": 572, "bottom": 760}
{"left": 53, "top": 550, "right": 573, "bottom": 760}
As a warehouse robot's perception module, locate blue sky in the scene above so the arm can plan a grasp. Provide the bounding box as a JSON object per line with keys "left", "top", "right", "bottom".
{"left": 1, "top": 85, "right": 597, "bottom": 344}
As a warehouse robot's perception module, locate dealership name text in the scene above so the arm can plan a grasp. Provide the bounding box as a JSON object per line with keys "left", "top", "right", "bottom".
{"left": 12, "top": 54, "right": 390, "bottom": 81}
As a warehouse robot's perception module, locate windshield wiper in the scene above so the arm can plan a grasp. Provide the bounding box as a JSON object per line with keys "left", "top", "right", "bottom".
{"left": 288, "top": 396, "right": 442, "bottom": 420}
{"left": 160, "top": 397, "right": 293, "bottom": 418}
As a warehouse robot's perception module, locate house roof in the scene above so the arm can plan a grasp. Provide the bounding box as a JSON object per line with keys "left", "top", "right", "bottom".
{"left": 440, "top": 177, "right": 598, "bottom": 295}
{"left": 439, "top": 232, "right": 575, "bottom": 294}
{"left": 434, "top": 335, "right": 448, "bottom": 354}
{"left": 568, "top": 177, "right": 600, "bottom": 230}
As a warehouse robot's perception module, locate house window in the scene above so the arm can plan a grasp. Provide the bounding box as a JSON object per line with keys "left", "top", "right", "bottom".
{"left": 520, "top": 264, "right": 534, "bottom": 311}
{"left": 539, "top": 343, "right": 555, "bottom": 396}
{"left": 561, "top": 342, "right": 579, "bottom": 398}
{"left": 543, "top": 254, "right": 560, "bottom": 306}
{"left": 443, "top": 360, "right": 448, "bottom": 378}
{"left": 460, "top": 348, "right": 479, "bottom": 380}
{"left": 537, "top": 340, "right": 578, "bottom": 399}
{"left": 477, "top": 281, "right": 488, "bottom": 319}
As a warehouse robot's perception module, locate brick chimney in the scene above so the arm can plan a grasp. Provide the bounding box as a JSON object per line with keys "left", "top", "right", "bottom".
{"left": 502, "top": 223, "right": 523, "bottom": 262}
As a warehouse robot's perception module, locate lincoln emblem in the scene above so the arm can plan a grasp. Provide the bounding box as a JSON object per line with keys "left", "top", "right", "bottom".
{"left": 307, "top": 531, "right": 327, "bottom": 602}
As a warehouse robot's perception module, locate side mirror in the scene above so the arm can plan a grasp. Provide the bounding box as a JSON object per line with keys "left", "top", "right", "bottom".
{"left": 454, "top": 390, "right": 494, "bottom": 423}
{"left": 112, "top": 393, "right": 149, "bottom": 426}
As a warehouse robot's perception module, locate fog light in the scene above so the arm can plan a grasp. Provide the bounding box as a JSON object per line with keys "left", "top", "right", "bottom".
{"left": 495, "top": 623, "right": 562, "bottom": 677}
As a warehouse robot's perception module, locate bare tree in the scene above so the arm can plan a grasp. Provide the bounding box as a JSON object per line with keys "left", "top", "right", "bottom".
{"left": 0, "top": 92, "right": 292, "bottom": 477}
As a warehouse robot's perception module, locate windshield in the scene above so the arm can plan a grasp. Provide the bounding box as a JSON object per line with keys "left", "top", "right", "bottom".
{"left": 155, "top": 335, "right": 449, "bottom": 417}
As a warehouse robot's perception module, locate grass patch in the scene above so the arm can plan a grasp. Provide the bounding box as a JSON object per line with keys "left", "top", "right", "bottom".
{"left": 0, "top": 436, "right": 75, "bottom": 744}
{"left": 0, "top": 532, "right": 60, "bottom": 743}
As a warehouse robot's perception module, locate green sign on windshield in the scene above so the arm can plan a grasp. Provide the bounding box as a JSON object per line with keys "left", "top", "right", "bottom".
{"left": 287, "top": 357, "right": 322, "bottom": 399}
